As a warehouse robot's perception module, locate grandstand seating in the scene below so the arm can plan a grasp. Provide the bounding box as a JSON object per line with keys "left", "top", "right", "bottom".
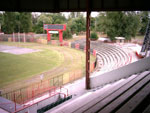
{"left": 48, "top": 70, "right": 150, "bottom": 113}
{"left": 71, "top": 40, "right": 133, "bottom": 73}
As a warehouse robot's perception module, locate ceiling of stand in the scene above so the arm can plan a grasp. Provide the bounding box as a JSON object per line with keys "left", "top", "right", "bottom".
{"left": 0, "top": 0, "right": 149, "bottom": 12}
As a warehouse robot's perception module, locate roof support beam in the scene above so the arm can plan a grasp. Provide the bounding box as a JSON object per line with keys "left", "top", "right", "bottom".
{"left": 86, "top": 0, "right": 91, "bottom": 89}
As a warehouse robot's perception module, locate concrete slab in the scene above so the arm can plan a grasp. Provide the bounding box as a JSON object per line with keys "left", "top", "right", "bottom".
{"left": 0, "top": 45, "right": 40, "bottom": 55}
{"left": 0, "top": 97, "right": 21, "bottom": 113}
{"left": 0, "top": 108, "right": 9, "bottom": 113}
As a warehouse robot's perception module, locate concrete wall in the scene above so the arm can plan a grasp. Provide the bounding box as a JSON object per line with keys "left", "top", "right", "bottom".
{"left": 91, "top": 57, "right": 150, "bottom": 88}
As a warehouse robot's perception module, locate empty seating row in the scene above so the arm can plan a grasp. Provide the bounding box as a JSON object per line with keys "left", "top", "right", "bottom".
{"left": 49, "top": 70, "right": 150, "bottom": 113}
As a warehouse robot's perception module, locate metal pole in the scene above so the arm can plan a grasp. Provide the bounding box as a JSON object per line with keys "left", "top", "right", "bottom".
{"left": 24, "top": 32, "right": 26, "bottom": 43}
{"left": 86, "top": 3, "right": 91, "bottom": 89}
{"left": 13, "top": 32, "right": 15, "bottom": 42}
{"left": 18, "top": 32, "right": 20, "bottom": 43}
{"left": 14, "top": 93, "right": 16, "bottom": 111}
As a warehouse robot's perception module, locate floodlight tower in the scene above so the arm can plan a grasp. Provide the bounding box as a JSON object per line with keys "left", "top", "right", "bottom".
{"left": 140, "top": 17, "right": 150, "bottom": 57}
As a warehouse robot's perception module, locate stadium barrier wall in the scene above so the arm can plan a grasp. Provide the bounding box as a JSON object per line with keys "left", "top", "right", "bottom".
{"left": 91, "top": 56, "right": 150, "bottom": 88}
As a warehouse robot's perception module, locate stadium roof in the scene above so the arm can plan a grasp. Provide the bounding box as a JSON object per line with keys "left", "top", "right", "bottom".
{"left": 0, "top": 0, "right": 149, "bottom": 12}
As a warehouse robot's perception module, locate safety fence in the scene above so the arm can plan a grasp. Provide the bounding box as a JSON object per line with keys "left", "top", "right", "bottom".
{"left": 0, "top": 68, "right": 94, "bottom": 113}
{"left": 0, "top": 86, "right": 69, "bottom": 113}
{"left": 1, "top": 64, "right": 95, "bottom": 105}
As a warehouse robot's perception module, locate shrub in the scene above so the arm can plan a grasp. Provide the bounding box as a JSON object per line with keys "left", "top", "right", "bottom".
{"left": 63, "top": 28, "right": 72, "bottom": 39}
{"left": 90, "top": 32, "right": 98, "bottom": 40}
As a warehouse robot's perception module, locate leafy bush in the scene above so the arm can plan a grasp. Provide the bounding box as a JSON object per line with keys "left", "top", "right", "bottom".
{"left": 63, "top": 27, "right": 72, "bottom": 39}
{"left": 90, "top": 32, "right": 98, "bottom": 40}
{"left": 37, "top": 95, "right": 72, "bottom": 113}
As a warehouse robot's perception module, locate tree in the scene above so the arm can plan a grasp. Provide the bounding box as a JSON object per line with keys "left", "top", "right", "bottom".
{"left": 63, "top": 27, "right": 72, "bottom": 39}
{"left": 139, "top": 11, "right": 149, "bottom": 35}
{"left": 0, "top": 13, "right": 3, "bottom": 31}
{"left": 3, "top": 12, "right": 16, "bottom": 34}
{"left": 97, "top": 12, "right": 140, "bottom": 40}
{"left": 96, "top": 12, "right": 107, "bottom": 33}
{"left": 50, "top": 13, "right": 66, "bottom": 24}
{"left": 69, "top": 12, "right": 76, "bottom": 18}
{"left": 33, "top": 13, "right": 53, "bottom": 33}
{"left": 19, "top": 12, "right": 32, "bottom": 33}
{"left": 32, "top": 13, "right": 66, "bottom": 33}
{"left": 90, "top": 32, "right": 98, "bottom": 40}
{"left": 69, "top": 12, "right": 82, "bottom": 19}
{"left": 69, "top": 16, "right": 86, "bottom": 34}
{"left": 90, "top": 17, "right": 96, "bottom": 31}
{"left": 2, "top": 12, "right": 33, "bottom": 33}
{"left": 13, "top": 12, "right": 21, "bottom": 33}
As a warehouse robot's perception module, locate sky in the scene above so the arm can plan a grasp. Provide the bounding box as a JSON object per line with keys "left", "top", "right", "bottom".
{"left": 62, "top": 12, "right": 99, "bottom": 18}
{"left": 32, "top": 12, "right": 99, "bottom": 18}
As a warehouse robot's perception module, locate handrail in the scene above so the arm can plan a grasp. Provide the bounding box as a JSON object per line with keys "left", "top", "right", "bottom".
{"left": 0, "top": 86, "right": 68, "bottom": 113}
{"left": 14, "top": 92, "right": 64, "bottom": 113}
{"left": 20, "top": 86, "right": 56, "bottom": 105}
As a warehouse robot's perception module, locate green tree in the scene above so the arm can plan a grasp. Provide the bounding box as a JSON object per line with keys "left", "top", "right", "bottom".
{"left": 2, "top": 12, "right": 33, "bottom": 33}
{"left": 69, "top": 16, "right": 86, "bottom": 34}
{"left": 98, "top": 12, "right": 140, "bottom": 40}
{"left": 69, "top": 12, "right": 82, "bottom": 19}
{"left": 19, "top": 12, "right": 32, "bottom": 33}
{"left": 33, "top": 13, "right": 53, "bottom": 33}
{"left": 90, "top": 17, "right": 96, "bottom": 31}
{"left": 50, "top": 13, "right": 66, "bottom": 24}
{"left": 90, "top": 32, "right": 98, "bottom": 40}
{"left": 63, "top": 27, "right": 72, "bottom": 39}
{"left": 69, "top": 12, "right": 76, "bottom": 18}
{"left": 0, "top": 13, "right": 3, "bottom": 31}
{"left": 13, "top": 12, "right": 21, "bottom": 33}
{"left": 33, "top": 13, "right": 66, "bottom": 33}
{"left": 3, "top": 12, "right": 16, "bottom": 34}
{"left": 96, "top": 12, "right": 107, "bottom": 33}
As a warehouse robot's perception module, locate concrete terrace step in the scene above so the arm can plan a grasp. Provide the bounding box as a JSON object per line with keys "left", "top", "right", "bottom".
{"left": 71, "top": 40, "right": 134, "bottom": 75}
{"left": 47, "top": 71, "right": 150, "bottom": 113}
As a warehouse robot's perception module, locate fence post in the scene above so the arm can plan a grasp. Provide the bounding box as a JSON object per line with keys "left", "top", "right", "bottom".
{"left": 18, "top": 32, "right": 20, "bottom": 43}
{"left": 24, "top": 33, "right": 26, "bottom": 43}
{"left": 13, "top": 32, "right": 15, "bottom": 42}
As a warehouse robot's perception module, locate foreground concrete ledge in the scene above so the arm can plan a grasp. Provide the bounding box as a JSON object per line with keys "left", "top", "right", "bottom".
{"left": 91, "top": 57, "right": 150, "bottom": 88}
{"left": 0, "top": 97, "right": 21, "bottom": 113}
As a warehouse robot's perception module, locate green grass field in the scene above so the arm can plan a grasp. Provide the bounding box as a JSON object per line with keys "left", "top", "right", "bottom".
{"left": 0, "top": 48, "right": 63, "bottom": 87}
{"left": 0, "top": 42, "right": 95, "bottom": 91}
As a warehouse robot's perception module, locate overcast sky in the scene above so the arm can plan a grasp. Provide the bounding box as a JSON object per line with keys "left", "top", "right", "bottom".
{"left": 32, "top": 12, "right": 99, "bottom": 18}
{"left": 62, "top": 12, "right": 99, "bottom": 18}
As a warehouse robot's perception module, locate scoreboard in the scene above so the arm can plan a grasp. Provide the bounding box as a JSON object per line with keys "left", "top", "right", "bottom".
{"left": 44, "top": 24, "right": 66, "bottom": 42}
{"left": 44, "top": 24, "right": 66, "bottom": 30}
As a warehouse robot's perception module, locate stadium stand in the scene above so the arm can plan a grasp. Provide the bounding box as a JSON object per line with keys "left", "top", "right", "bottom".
{"left": 0, "top": 0, "right": 150, "bottom": 112}
{"left": 71, "top": 40, "right": 133, "bottom": 73}
{"left": 48, "top": 57, "right": 150, "bottom": 113}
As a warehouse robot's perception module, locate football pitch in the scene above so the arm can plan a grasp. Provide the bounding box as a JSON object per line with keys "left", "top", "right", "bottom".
{"left": 0, "top": 42, "right": 95, "bottom": 92}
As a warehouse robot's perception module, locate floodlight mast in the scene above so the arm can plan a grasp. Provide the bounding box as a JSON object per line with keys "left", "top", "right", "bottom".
{"left": 140, "top": 17, "right": 150, "bottom": 57}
